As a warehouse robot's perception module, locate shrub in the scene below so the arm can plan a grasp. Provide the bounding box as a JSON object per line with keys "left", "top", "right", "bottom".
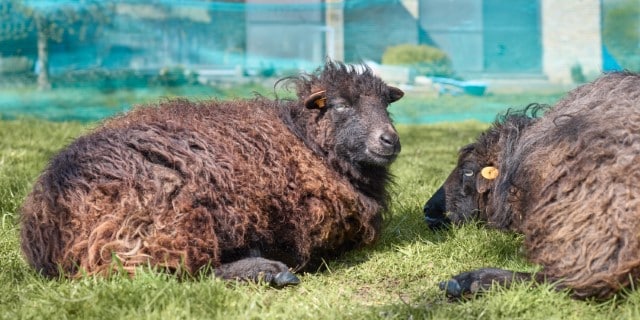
{"left": 0, "top": 56, "right": 33, "bottom": 75}
{"left": 382, "top": 44, "right": 454, "bottom": 77}
{"left": 155, "top": 66, "right": 200, "bottom": 87}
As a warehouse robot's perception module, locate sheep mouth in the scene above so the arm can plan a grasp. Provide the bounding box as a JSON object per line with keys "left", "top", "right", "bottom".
{"left": 365, "top": 148, "right": 399, "bottom": 165}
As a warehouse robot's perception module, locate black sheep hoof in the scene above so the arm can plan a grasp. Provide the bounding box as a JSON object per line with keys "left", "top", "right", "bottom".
{"left": 439, "top": 272, "right": 481, "bottom": 298}
{"left": 438, "top": 268, "right": 527, "bottom": 298}
{"left": 271, "top": 271, "right": 301, "bottom": 287}
{"left": 439, "top": 279, "right": 464, "bottom": 297}
{"left": 215, "top": 257, "right": 300, "bottom": 287}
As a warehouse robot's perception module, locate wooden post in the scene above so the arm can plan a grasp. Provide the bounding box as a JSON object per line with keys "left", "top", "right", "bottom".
{"left": 325, "top": 0, "right": 344, "bottom": 61}
{"left": 35, "top": 15, "right": 52, "bottom": 91}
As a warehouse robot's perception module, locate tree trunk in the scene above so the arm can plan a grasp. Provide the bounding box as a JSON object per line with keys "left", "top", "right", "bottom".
{"left": 35, "top": 16, "right": 51, "bottom": 91}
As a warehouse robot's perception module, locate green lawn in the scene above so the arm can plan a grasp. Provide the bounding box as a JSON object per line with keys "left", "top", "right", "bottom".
{"left": 0, "top": 83, "right": 564, "bottom": 125}
{"left": 0, "top": 83, "right": 275, "bottom": 122}
{"left": 2, "top": 118, "right": 639, "bottom": 319}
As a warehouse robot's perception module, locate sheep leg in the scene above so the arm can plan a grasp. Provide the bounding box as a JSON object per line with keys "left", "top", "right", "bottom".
{"left": 439, "top": 268, "right": 533, "bottom": 298}
{"left": 214, "top": 257, "right": 300, "bottom": 287}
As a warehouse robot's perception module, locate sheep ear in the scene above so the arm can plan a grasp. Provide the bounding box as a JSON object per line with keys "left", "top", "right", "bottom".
{"left": 388, "top": 86, "right": 404, "bottom": 103}
{"left": 476, "top": 177, "right": 492, "bottom": 194}
{"left": 304, "top": 90, "right": 327, "bottom": 109}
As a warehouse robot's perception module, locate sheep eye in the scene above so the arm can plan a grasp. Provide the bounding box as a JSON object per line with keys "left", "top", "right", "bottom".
{"left": 462, "top": 169, "right": 474, "bottom": 177}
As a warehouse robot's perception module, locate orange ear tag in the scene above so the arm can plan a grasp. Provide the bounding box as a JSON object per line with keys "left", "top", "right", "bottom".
{"left": 316, "top": 97, "right": 326, "bottom": 108}
{"left": 480, "top": 166, "right": 499, "bottom": 180}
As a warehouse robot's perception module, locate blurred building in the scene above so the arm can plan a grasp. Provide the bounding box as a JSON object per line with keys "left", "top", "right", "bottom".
{"left": 243, "top": 0, "right": 604, "bottom": 84}
{"left": 102, "top": 0, "right": 607, "bottom": 84}
{"left": 0, "top": 0, "right": 606, "bottom": 85}
{"left": 418, "top": 0, "right": 602, "bottom": 84}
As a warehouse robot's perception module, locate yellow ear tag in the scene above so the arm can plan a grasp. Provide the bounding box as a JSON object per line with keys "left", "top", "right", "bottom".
{"left": 480, "top": 166, "right": 499, "bottom": 180}
{"left": 316, "top": 97, "right": 326, "bottom": 108}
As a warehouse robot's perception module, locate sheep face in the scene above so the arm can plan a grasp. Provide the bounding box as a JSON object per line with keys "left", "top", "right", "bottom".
{"left": 305, "top": 88, "right": 403, "bottom": 167}
{"left": 299, "top": 62, "right": 404, "bottom": 169}
{"left": 424, "top": 144, "right": 497, "bottom": 229}
{"left": 423, "top": 110, "right": 538, "bottom": 230}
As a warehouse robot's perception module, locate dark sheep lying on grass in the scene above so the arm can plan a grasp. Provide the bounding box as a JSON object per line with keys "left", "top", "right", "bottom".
{"left": 424, "top": 71, "right": 640, "bottom": 300}
{"left": 20, "top": 61, "right": 404, "bottom": 286}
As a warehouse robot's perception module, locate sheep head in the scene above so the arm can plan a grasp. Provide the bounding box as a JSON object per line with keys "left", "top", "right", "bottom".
{"left": 423, "top": 140, "right": 501, "bottom": 229}
{"left": 424, "top": 108, "right": 541, "bottom": 230}
{"left": 293, "top": 61, "right": 404, "bottom": 169}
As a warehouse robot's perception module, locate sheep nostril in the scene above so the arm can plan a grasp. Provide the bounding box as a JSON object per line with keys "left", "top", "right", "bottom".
{"left": 379, "top": 131, "right": 398, "bottom": 148}
{"left": 424, "top": 200, "right": 450, "bottom": 230}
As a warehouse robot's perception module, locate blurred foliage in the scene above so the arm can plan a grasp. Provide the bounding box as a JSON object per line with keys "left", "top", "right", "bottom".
{"left": 603, "top": 0, "right": 640, "bottom": 71}
{"left": 50, "top": 69, "right": 153, "bottom": 92}
{"left": 381, "top": 44, "right": 454, "bottom": 77}
{"left": 156, "top": 66, "right": 200, "bottom": 87}
{"left": 0, "top": 0, "right": 31, "bottom": 41}
{"left": 0, "top": 0, "right": 112, "bottom": 43}
{"left": 0, "top": 0, "right": 113, "bottom": 90}
{"left": 0, "top": 65, "right": 202, "bottom": 92}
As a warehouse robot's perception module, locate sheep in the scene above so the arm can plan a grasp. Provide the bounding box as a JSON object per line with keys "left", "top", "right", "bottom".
{"left": 20, "top": 60, "right": 404, "bottom": 286}
{"left": 423, "top": 71, "right": 640, "bottom": 300}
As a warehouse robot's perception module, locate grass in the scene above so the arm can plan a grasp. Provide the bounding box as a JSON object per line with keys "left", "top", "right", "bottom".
{"left": 2, "top": 117, "right": 640, "bottom": 319}
{"left": 0, "top": 82, "right": 564, "bottom": 125}
{"left": 0, "top": 83, "right": 276, "bottom": 122}
{"left": 390, "top": 92, "right": 563, "bottom": 124}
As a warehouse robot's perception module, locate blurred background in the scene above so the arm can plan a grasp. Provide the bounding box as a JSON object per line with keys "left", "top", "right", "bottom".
{"left": 0, "top": 0, "right": 636, "bottom": 123}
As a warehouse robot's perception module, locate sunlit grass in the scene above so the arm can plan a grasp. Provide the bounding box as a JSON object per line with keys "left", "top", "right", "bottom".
{"left": 1, "top": 118, "right": 638, "bottom": 319}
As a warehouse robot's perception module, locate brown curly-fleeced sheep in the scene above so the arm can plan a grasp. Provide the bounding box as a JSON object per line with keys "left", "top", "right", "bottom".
{"left": 424, "top": 71, "right": 640, "bottom": 300}
{"left": 20, "top": 61, "right": 404, "bottom": 285}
